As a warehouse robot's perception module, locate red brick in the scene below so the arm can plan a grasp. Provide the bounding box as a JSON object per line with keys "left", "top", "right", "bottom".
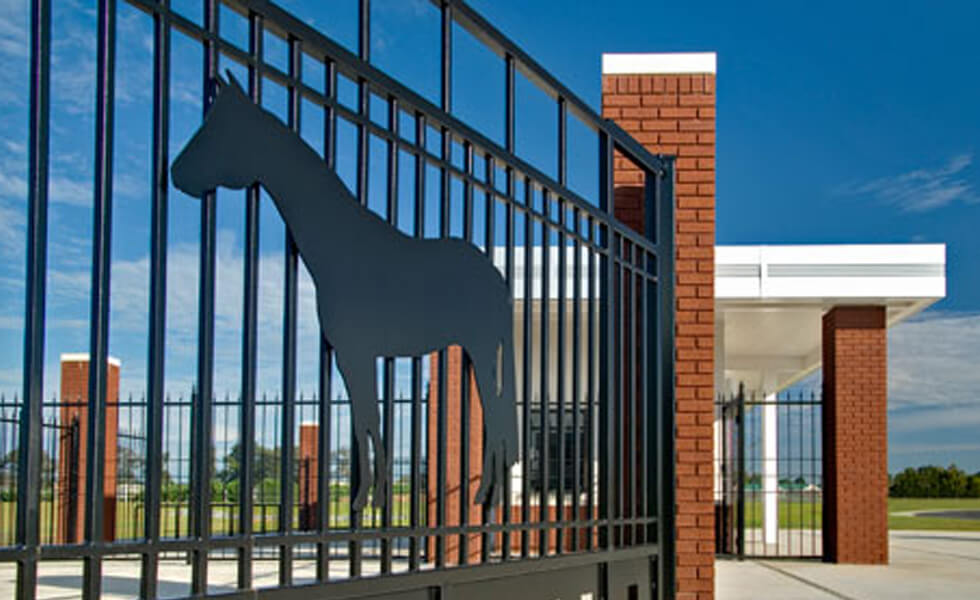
{"left": 823, "top": 306, "right": 888, "bottom": 565}
{"left": 604, "top": 67, "right": 715, "bottom": 598}
{"left": 604, "top": 94, "right": 641, "bottom": 107}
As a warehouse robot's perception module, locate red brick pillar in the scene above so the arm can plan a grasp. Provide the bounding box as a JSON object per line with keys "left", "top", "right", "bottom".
{"left": 298, "top": 423, "right": 319, "bottom": 530}
{"left": 602, "top": 52, "right": 716, "bottom": 600}
{"left": 58, "top": 354, "right": 120, "bottom": 544}
{"left": 426, "top": 345, "right": 485, "bottom": 563}
{"left": 822, "top": 306, "right": 888, "bottom": 564}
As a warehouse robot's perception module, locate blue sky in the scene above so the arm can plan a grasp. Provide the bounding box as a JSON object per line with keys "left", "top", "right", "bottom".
{"left": 0, "top": 0, "right": 978, "bottom": 473}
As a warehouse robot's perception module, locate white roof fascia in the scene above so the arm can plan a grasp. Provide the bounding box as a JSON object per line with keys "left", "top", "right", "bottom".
{"left": 602, "top": 52, "right": 717, "bottom": 75}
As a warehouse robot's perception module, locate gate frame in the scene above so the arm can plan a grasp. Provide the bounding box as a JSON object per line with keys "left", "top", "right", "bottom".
{"left": 9, "top": 1, "right": 677, "bottom": 598}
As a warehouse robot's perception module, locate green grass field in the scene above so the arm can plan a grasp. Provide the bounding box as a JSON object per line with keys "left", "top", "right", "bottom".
{"left": 725, "top": 497, "right": 980, "bottom": 532}
{"left": 0, "top": 494, "right": 416, "bottom": 545}
{"left": 739, "top": 500, "right": 822, "bottom": 529}
{"left": 888, "top": 497, "right": 980, "bottom": 531}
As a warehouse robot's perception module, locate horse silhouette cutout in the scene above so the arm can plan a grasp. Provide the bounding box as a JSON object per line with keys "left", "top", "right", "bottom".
{"left": 172, "top": 73, "right": 519, "bottom": 512}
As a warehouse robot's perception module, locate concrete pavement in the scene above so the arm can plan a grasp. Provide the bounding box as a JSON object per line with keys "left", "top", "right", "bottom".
{"left": 717, "top": 530, "right": 980, "bottom": 599}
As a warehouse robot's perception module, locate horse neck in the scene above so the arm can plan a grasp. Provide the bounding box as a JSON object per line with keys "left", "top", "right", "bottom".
{"left": 250, "top": 111, "right": 359, "bottom": 276}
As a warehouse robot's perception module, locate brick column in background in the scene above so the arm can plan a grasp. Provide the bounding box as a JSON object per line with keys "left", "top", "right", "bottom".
{"left": 298, "top": 423, "right": 319, "bottom": 530}
{"left": 602, "top": 52, "right": 716, "bottom": 600}
{"left": 822, "top": 306, "right": 888, "bottom": 564}
{"left": 58, "top": 354, "right": 121, "bottom": 544}
{"left": 426, "top": 346, "right": 485, "bottom": 563}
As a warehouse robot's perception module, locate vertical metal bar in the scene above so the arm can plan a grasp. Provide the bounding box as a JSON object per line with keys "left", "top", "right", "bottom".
{"left": 656, "top": 160, "right": 676, "bottom": 596}
{"left": 16, "top": 1, "right": 50, "bottom": 598}
{"left": 557, "top": 97, "right": 567, "bottom": 186}
{"left": 597, "top": 132, "right": 614, "bottom": 550}
{"left": 435, "top": 3, "right": 452, "bottom": 567}
{"left": 458, "top": 141, "right": 473, "bottom": 565}
{"left": 408, "top": 113, "right": 426, "bottom": 571}
{"left": 571, "top": 208, "right": 582, "bottom": 552}
{"left": 191, "top": 1, "right": 218, "bottom": 593}
{"left": 441, "top": 0, "right": 452, "bottom": 114}
{"left": 408, "top": 353, "right": 422, "bottom": 569}
{"left": 500, "top": 161, "right": 514, "bottom": 562}
{"left": 381, "top": 356, "right": 394, "bottom": 572}
{"left": 555, "top": 198, "right": 566, "bottom": 554}
{"left": 350, "top": 23, "right": 371, "bottom": 579}
{"left": 316, "top": 56, "right": 336, "bottom": 582}
{"left": 238, "top": 11, "right": 263, "bottom": 589}
{"left": 359, "top": 0, "right": 370, "bottom": 62}
{"left": 435, "top": 348, "right": 448, "bottom": 570}
{"left": 142, "top": 2, "right": 169, "bottom": 596}
{"left": 380, "top": 95, "right": 398, "bottom": 574}
{"left": 641, "top": 173, "right": 657, "bottom": 548}
{"left": 356, "top": 89, "right": 369, "bottom": 209}
{"left": 480, "top": 154, "right": 494, "bottom": 563}
{"left": 814, "top": 391, "right": 819, "bottom": 557}
{"left": 505, "top": 54, "right": 514, "bottom": 157}
{"left": 629, "top": 247, "right": 638, "bottom": 544}
{"left": 316, "top": 338, "right": 332, "bottom": 579}
{"left": 520, "top": 181, "right": 532, "bottom": 558}
{"left": 484, "top": 154, "right": 495, "bottom": 259}
{"left": 436, "top": 121, "right": 451, "bottom": 572}
{"left": 736, "top": 383, "right": 745, "bottom": 561}
{"left": 83, "top": 1, "right": 116, "bottom": 597}
{"left": 586, "top": 222, "right": 595, "bottom": 551}
{"left": 538, "top": 192, "right": 550, "bottom": 556}
{"left": 386, "top": 97, "right": 399, "bottom": 224}
{"left": 462, "top": 142, "right": 473, "bottom": 239}
{"left": 614, "top": 238, "right": 623, "bottom": 549}
{"left": 458, "top": 349, "right": 470, "bottom": 565}
{"left": 503, "top": 52, "right": 516, "bottom": 562}
{"left": 798, "top": 393, "right": 804, "bottom": 557}
{"left": 278, "top": 34, "right": 302, "bottom": 586}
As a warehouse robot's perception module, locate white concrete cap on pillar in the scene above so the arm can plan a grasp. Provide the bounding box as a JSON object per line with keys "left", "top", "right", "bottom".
{"left": 601, "top": 52, "right": 717, "bottom": 75}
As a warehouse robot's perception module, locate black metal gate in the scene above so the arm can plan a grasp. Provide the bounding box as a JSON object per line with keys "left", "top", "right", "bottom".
{"left": 715, "top": 385, "right": 823, "bottom": 559}
{"left": 6, "top": 1, "right": 675, "bottom": 599}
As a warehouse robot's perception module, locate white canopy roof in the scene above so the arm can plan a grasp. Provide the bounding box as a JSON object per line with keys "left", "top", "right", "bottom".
{"left": 716, "top": 244, "right": 946, "bottom": 394}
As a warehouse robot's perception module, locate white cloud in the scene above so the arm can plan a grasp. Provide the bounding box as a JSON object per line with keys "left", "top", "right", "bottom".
{"left": 888, "top": 312, "right": 980, "bottom": 413}
{"left": 891, "top": 442, "right": 980, "bottom": 455}
{"left": 0, "top": 0, "right": 28, "bottom": 61}
{"left": 885, "top": 311, "right": 980, "bottom": 467}
{"left": 837, "top": 154, "right": 979, "bottom": 212}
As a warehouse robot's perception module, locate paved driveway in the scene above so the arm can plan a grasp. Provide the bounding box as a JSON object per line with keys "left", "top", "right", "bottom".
{"left": 717, "top": 531, "right": 980, "bottom": 599}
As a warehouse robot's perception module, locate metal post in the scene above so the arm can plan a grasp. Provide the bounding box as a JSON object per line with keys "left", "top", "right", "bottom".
{"left": 597, "top": 131, "right": 614, "bottom": 551}
{"left": 16, "top": 2, "right": 50, "bottom": 598}
{"left": 190, "top": 2, "right": 218, "bottom": 593}
{"left": 83, "top": 2, "right": 116, "bottom": 597}
{"left": 656, "top": 159, "right": 676, "bottom": 597}
{"left": 143, "top": 2, "right": 170, "bottom": 596}
{"left": 736, "top": 382, "right": 746, "bottom": 561}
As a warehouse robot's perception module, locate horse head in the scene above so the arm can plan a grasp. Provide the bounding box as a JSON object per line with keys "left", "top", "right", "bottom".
{"left": 171, "top": 71, "right": 263, "bottom": 197}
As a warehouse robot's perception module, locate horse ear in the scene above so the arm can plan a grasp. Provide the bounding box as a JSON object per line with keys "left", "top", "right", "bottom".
{"left": 225, "top": 70, "right": 247, "bottom": 95}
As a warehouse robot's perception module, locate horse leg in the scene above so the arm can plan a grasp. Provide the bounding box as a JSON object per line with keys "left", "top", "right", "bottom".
{"left": 336, "top": 353, "right": 385, "bottom": 513}
{"left": 471, "top": 343, "right": 510, "bottom": 508}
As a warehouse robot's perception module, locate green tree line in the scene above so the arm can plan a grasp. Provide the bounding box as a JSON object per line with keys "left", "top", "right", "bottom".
{"left": 889, "top": 464, "right": 980, "bottom": 498}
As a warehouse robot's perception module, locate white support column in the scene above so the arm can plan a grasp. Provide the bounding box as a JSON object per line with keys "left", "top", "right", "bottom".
{"left": 714, "top": 314, "right": 726, "bottom": 500}
{"left": 762, "top": 393, "right": 778, "bottom": 547}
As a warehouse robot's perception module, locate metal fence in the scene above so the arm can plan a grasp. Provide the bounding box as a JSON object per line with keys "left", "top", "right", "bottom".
{"left": 715, "top": 385, "right": 823, "bottom": 559}
{"left": 7, "top": 0, "right": 675, "bottom": 598}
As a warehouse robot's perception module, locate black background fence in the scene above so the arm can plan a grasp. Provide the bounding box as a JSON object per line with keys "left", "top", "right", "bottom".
{"left": 715, "top": 386, "right": 823, "bottom": 559}
{"left": 5, "top": 0, "right": 675, "bottom": 598}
